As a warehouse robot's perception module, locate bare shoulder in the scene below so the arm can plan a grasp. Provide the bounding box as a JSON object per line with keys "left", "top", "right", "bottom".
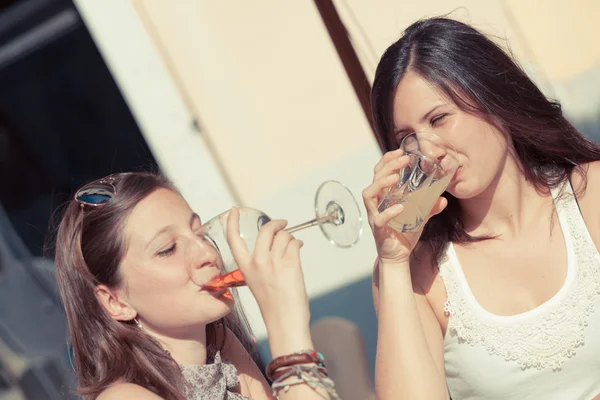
{"left": 571, "top": 161, "right": 600, "bottom": 219}
{"left": 571, "top": 161, "right": 600, "bottom": 251}
{"left": 97, "top": 382, "right": 165, "bottom": 400}
{"left": 571, "top": 161, "right": 600, "bottom": 198}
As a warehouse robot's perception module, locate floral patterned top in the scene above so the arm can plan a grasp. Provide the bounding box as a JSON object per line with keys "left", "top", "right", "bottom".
{"left": 180, "top": 347, "right": 252, "bottom": 400}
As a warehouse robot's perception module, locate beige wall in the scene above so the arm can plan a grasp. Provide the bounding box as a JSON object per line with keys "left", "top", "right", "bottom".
{"left": 503, "top": 0, "right": 600, "bottom": 120}
{"left": 335, "top": 0, "right": 533, "bottom": 79}
{"left": 133, "top": 0, "right": 377, "bottom": 206}
{"left": 504, "top": 0, "right": 600, "bottom": 81}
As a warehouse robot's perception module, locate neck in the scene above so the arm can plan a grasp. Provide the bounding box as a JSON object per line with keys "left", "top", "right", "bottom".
{"left": 143, "top": 324, "right": 209, "bottom": 366}
{"left": 459, "top": 154, "right": 551, "bottom": 237}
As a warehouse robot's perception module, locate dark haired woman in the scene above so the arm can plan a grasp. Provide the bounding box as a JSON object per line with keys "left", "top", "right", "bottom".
{"left": 363, "top": 17, "right": 600, "bottom": 399}
{"left": 51, "top": 172, "right": 338, "bottom": 399}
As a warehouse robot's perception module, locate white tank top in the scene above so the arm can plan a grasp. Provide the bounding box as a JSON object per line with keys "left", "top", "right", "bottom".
{"left": 439, "top": 181, "right": 600, "bottom": 400}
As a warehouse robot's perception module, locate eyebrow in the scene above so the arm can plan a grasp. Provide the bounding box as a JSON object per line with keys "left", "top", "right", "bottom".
{"left": 394, "top": 104, "right": 445, "bottom": 135}
{"left": 145, "top": 212, "right": 201, "bottom": 250}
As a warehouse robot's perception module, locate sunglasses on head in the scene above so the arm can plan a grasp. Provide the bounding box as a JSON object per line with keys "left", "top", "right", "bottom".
{"left": 74, "top": 175, "right": 118, "bottom": 207}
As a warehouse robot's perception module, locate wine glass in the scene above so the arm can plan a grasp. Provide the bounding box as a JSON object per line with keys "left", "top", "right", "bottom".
{"left": 199, "top": 180, "right": 362, "bottom": 290}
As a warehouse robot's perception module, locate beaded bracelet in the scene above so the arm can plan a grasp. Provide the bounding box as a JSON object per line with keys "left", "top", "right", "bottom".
{"left": 270, "top": 364, "right": 340, "bottom": 399}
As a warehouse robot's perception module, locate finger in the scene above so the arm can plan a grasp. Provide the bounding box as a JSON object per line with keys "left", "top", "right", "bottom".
{"left": 372, "top": 203, "right": 403, "bottom": 231}
{"left": 426, "top": 196, "right": 448, "bottom": 221}
{"left": 373, "top": 148, "right": 405, "bottom": 175}
{"left": 373, "top": 155, "right": 410, "bottom": 183}
{"left": 226, "top": 207, "right": 252, "bottom": 267}
{"left": 415, "top": 197, "right": 449, "bottom": 234}
{"left": 283, "top": 238, "right": 304, "bottom": 263}
{"left": 254, "top": 219, "right": 288, "bottom": 258}
{"left": 405, "top": 197, "right": 449, "bottom": 237}
{"left": 362, "top": 174, "right": 400, "bottom": 215}
{"left": 271, "top": 229, "right": 294, "bottom": 260}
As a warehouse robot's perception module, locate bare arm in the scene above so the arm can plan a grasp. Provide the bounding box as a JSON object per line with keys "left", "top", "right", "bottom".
{"left": 362, "top": 149, "right": 449, "bottom": 399}
{"left": 373, "top": 254, "right": 449, "bottom": 400}
{"left": 226, "top": 209, "right": 335, "bottom": 400}
{"left": 267, "top": 331, "right": 334, "bottom": 400}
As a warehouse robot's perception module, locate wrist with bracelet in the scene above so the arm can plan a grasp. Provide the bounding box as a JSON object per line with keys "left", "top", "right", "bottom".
{"left": 266, "top": 349, "right": 340, "bottom": 399}
{"left": 266, "top": 349, "right": 325, "bottom": 380}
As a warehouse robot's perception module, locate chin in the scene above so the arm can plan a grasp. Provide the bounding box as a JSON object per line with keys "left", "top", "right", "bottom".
{"left": 221, "top": 293, "right": 235, "bottom": 309}
{"left": 213, "top": 293, "right": 235, "bottom": 314}
{"left": 189, "top": 291, "right": 235, "bottom": 325}
{"left": 447, "top": 180, "right": 481, "bottom": 200}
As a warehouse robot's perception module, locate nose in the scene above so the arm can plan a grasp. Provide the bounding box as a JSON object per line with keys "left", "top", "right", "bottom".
{"left": 432, "top": 146, "right": 447, "bottom": 162}
{"left": 417, "top": 138, "right": 446, "bottom": 160}
{"left": 185, "top": 235, "right": 220, "bottom": 273}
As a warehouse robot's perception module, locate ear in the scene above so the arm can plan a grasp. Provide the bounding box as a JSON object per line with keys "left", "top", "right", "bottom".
{"left": 95, "top": 285, "right": 136, "bottom": 322}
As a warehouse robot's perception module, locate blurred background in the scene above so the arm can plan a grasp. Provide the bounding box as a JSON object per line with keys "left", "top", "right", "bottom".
{"left": 0, "top": 0, "right": 598, "bottom": 398}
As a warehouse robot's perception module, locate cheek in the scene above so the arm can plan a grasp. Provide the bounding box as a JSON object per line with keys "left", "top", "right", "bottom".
{"left": 456, "top": 118, "right": 507, "bottom": 165}
{"left": 127, "top": 276, "right": 207, "bottom": 323}
{"left": 124, "top": 263, "right": 191, "bottom": 303}
{"left": 148, "top": 292, "right": 234, "bottom": 328}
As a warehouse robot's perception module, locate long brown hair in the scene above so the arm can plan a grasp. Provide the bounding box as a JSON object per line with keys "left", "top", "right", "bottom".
{"left": 49, "top": 172, "right": 254, "bottom": 399}
{"left": 371, "top": 17, "right": 600, "bottom": 262}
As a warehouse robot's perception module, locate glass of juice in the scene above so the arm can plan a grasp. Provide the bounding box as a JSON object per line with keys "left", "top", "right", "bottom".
{"left": 377, "top": 131, "right": 459, "bottom": 233}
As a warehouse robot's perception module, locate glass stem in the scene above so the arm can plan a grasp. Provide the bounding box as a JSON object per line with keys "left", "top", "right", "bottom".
{"left": 285, "top": 215, "right": 330, "bottom": 233}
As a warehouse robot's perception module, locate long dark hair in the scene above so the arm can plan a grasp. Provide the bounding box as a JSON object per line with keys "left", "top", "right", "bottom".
{"left": 371, "top": 17, "right": 600, "bottom": 261}
{"left": 49, "top": 172, "right": 254, "bottom": 400}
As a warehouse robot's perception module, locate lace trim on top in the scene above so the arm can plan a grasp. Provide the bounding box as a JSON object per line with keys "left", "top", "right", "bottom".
{"left": 180, "top": 346, "right": 251, "bottom": 400}
{"left": 439, "top": 181, "right": 600, "bottom": 370}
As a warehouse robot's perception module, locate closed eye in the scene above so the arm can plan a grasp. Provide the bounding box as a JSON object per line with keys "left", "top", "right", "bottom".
{"left": 157, "top": 243, "right": 177, "bottom": 257}
{"left": 430, "top": 113, "right": 448, "bottom": 127}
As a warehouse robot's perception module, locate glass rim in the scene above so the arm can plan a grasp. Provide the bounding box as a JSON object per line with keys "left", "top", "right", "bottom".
{"left": 399, "top": 130, "right": 458, "bottom": 156}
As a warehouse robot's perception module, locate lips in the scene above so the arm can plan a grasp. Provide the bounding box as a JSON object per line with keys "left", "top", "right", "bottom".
{"left": 204, "top": 285, "right": 229, "bottom": 299}
{"left": 198, "top": 274, "right": 232, "bottom": 300}
{"left": 206, "top": 272, "right": 221, "bottom": 284}
{"left": 200, "top": 283, "right": 227, "bottom": 297}
{"left": 196, "top": 271, "right": 222, "bottom": 292}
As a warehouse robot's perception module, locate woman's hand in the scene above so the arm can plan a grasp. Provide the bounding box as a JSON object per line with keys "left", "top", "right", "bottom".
{"left": 362, "top": 148, "right": 447, "bottom": 265}
{"left": 226, "top": 208, "right": 312, "bottom": 357}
